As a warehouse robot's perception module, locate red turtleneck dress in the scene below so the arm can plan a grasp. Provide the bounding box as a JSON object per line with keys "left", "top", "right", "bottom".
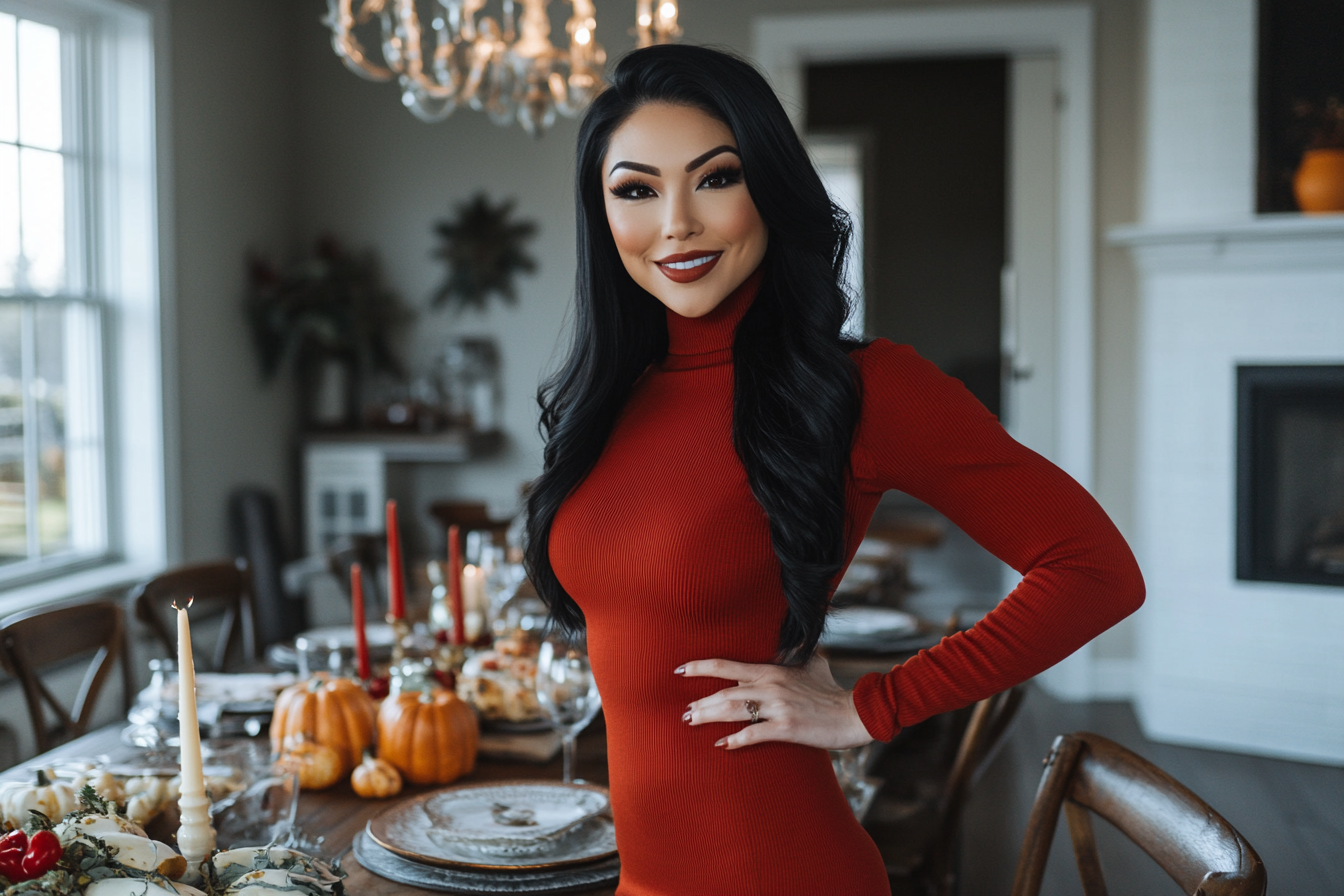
{"left": 548, "top": 272, "right": 1144, "bottom": 896}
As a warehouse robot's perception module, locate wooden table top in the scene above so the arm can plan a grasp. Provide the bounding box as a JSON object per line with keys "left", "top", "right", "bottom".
{"left": 4, "top": 721, "right": 619, "bottom": 896}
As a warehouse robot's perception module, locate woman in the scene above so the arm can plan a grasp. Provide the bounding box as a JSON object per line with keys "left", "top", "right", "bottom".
{"left": 526, "top": 45, "right": 1144, "bottom": 895}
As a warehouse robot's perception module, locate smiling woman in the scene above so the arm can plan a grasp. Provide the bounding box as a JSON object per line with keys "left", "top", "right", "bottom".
{"left": 524, "top": 45, "right": 1144, "bottom": 896}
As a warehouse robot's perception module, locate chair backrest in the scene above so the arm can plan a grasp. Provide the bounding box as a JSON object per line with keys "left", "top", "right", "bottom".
{"left": 229, "top": 487, "right": 305, "bottom": 648}
{"left": 919, "top": 684, "right": 1028, "bottom": 895}
{"left": 1010, "top": 732, "right": 1267, "bottom": 896}
{"left": 0, "top": 599, "right": 134, "bottom": 753}
{"left": 132, "top": 559, "right": 257, "bottom": 672}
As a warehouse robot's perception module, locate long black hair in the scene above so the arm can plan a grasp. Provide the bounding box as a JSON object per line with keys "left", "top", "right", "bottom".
{"left": 525, "top": 44, "right": 863, "bottom": 664}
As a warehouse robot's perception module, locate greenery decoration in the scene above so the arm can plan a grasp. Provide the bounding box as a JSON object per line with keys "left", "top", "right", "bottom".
{"left": 245, "top": 236, "right": 411, "bottom": 382}
{"left": 431, "top": 193, "right": 538, "bottom": 311}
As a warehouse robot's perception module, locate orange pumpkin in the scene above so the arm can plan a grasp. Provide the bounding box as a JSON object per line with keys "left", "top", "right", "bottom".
{"left": 377, "top": 689, "right": 479, "bottom": 785}
{"left": 271, "top": 674, "right": 377, "bottom": 775}
{"left": 351, "top": 750, "right": 403, "bottom": 799}
{"left": 277, "top": 738, "right": 344, "bottom": 790}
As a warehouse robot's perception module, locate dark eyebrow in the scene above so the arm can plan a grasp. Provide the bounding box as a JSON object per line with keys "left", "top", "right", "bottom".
{"left": 609, "top": 160, "right": 660, "bottom": 176}
{"left": 685, "top": 145, "right": 739, "bottom": 171}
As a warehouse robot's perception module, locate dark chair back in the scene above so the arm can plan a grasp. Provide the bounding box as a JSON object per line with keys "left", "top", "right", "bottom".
{"left": 132, "top": 559, "right": 257, "bottom": 671}
{"left": 1010, "top": 731, "right": 1267, "bottom": 896}
{"left": 230, "top": 488, "right": 305, "bottom": 647}
{"left": 0, "top": 599, "right": 134, "bottom": 753}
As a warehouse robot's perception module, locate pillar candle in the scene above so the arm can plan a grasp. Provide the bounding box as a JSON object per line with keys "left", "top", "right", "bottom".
{"left": 448, "top": 524, "right": 465, "bottom": 646}
{"left": 175, "top": 599, "right": 215, "bottom": 872}
{"left": 351, "top": 562, "right": 371, "bottom": 681}
{"left": 386, "top": 500, "right": 405, "bottom": 620}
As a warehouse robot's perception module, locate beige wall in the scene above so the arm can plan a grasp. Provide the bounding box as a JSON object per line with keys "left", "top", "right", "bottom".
{"left": 171, "top": 0, "right": 300, "bottom": 562}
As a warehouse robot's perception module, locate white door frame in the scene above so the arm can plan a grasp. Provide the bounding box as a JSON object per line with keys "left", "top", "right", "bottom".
{"left": 754, "top": 4, "right": 1100, "bottom": 699}
{"left": 753, "top": 2, "right": 1095, "bottom": 492}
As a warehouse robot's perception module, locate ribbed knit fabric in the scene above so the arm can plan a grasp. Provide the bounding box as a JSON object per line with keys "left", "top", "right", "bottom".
{"left": 548, "top": 271, "right": 1145, "bottom": 895}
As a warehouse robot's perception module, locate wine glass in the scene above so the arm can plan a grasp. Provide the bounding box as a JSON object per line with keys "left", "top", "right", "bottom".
{"left": 535, "top": 634, "right": 602, "bottom": 785}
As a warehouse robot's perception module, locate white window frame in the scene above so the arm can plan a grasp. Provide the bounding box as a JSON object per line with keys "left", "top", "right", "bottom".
{"left": 0, "top": 0, "right": 171, "bottom": 613}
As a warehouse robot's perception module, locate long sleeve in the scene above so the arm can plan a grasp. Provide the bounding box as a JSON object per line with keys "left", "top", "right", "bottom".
{"left": 848, "top": 340, "right": 1145, "bottom": 742}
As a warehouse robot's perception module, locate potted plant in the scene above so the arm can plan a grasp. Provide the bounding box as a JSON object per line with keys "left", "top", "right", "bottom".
{"left": 246, "top": 236, "right": 410, "bottom": 430}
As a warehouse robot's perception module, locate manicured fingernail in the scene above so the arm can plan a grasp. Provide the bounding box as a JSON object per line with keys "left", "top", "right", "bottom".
{"left": 682, "top": 711, "right": 692, "bottom": 722}
{"left": 714, "top": 738, "right": 727, "bottom": 748}
{"left": 673, "top": 665, "right": 685, "bottom": 675}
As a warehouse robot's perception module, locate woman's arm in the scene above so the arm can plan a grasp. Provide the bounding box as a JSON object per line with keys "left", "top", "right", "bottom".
{"left": 683, "top": 340, "right": 1144, "bottom": 749}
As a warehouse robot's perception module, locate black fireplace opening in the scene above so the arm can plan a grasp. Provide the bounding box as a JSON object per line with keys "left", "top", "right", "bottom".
{"left": 1237, "top": 365, "right": 1344, "bottom": 586}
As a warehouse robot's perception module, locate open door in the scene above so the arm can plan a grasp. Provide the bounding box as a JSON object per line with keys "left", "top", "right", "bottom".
{"left": 1002, "top": 54, "right": 1060, "bottom": 462}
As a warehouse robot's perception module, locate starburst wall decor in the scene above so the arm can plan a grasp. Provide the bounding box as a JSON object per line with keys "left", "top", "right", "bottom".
{"left": 431, "top": 193, "right": 539, "bottom": 312}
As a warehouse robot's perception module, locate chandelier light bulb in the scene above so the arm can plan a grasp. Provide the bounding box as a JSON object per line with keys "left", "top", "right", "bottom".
{"left": 638, "top": 13, "right": 652, "bottom": 27}
{"left": 659, "top": 2, "right": 676, "bottom": 22}
{"left": 576, "top": 27, "right": 592, "bottom": 45}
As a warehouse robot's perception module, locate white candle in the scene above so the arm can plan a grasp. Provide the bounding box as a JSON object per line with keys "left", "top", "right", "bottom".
{"left": 175, "top": 600, "right": 215, "bottom": 876}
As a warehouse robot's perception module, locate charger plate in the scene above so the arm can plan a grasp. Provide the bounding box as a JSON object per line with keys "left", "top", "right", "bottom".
{"left": 353, "top": 830, "right": 621, "bottom": 894}
{"left": 367, "top": 782, "right": 616, "bottom": 870}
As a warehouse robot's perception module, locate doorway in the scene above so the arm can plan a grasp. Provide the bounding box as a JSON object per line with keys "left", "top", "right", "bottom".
{"left": 807, "top": 57, "right": 1007, "bottom": 418}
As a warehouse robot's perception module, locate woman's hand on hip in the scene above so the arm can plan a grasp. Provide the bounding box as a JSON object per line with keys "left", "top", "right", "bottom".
{"left": 676, "top": 654, "right": 873, "bottom": 751}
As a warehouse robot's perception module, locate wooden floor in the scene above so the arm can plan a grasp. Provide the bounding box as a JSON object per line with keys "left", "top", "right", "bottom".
{"left": 959, "top": 686, "right": 1344, "bottom": 895}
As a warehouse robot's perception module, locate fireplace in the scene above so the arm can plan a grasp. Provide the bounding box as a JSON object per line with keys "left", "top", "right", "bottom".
{"left": 1237, "top": 365, "right": 1344, "bottom": 586}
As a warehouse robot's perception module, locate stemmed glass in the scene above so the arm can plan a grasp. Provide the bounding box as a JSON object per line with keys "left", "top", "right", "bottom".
{"left": 535, "top": 633, "right": 602, "bottom": 785}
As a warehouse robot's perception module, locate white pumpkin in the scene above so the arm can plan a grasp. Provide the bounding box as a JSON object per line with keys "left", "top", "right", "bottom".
{"left": 83, "top": 879, "right": 206, "bottom": 896}
{"left": 55, "top": 812, "right": 148, "bottom": 843}
{"left": 222, "top": 869, "right": 308, "bottom": 895}
{"left": 74, "top": 832, "right": 188, "bottom": 879}
{"left": 0, "top": 769, "right": 77, "bottom": 828}
{"left": 213, "top": 846, "right": 301, "bottom": 870}
{"left": 72, "top": 769, "right": 127, "bottom": 803}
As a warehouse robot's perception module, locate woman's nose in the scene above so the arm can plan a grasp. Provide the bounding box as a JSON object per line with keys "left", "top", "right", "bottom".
{"left": 663, "top": 190, "right": 703, "bottom": 242}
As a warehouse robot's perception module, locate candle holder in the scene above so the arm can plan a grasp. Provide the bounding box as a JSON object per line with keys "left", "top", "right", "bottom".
{"left": 386, "top": 614, "right": 412, "bottom": 666}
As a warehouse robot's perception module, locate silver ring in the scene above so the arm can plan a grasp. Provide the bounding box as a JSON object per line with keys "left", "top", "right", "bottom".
{"left": 744, "top": 700, "right": 760, "bottom": 724}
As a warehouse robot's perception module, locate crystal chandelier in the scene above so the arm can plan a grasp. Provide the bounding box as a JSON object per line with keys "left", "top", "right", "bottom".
{"left": 324, "top": 0, "right": 682, "bottom": 136}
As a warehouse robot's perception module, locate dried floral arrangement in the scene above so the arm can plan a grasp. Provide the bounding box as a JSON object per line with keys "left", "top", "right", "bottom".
{"left": 245, "top": 236, "right": 411, "bottom": 383}
{"left": 1291, "top": 96, "right": 1344, "bottom": 151}
{"left": 431, "top": 194, "right": 538, "bottom": 312}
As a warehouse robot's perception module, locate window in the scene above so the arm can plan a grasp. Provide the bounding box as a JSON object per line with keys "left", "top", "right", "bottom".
{"left": 0, "top": 0, "right": 168, "bottom": 604}
{"left": 0, "top": 8, "right": 107, "bottom": 579}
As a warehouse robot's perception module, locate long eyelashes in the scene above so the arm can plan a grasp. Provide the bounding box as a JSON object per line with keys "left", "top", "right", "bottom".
{"left": 607, "top": 165, "right": 745, "bottom": 200}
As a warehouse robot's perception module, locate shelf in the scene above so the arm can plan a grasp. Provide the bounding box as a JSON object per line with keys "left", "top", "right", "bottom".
{"left": 304, "top": 429, "right": 504, "bottom": 463}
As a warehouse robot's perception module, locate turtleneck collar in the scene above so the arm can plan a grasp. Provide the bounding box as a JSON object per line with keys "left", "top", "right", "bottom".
{"left": 662, "top": 266, "right": 763, "bottom": 370}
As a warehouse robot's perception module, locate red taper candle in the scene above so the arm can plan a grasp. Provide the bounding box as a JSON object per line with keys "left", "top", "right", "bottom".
{"left": 350, "top": 562, "right": 371, "bottom": 681}
{"left": 448, "top": 524, "right": 465, "bottom": 646}
{"left": 386, "top": 500, "right": 405, "bottom": 620}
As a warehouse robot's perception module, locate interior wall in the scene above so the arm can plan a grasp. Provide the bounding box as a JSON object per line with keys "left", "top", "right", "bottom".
{"left": 170, "top": 0, "right": 300, "bottom": 563}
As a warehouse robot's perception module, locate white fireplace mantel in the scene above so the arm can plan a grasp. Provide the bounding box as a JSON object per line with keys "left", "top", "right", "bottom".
{"left": 1110, "top": 215, "right": 1344, "bottom": 273}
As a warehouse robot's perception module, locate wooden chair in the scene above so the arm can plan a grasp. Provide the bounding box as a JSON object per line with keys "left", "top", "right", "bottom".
{"left": 1010, "top": 732, "right": 1267, "bottom": 896}
{"left": 132, "top": 559, "right": 257, "bottom": 672}
{"left": 0, "top": 599, "right": 134, "bottom": 753}
{"left": 427, "top": 500, "right": 513, "bottom": 547}
{"left": 867, "top": 684, "right": 1028, "bottom": 896}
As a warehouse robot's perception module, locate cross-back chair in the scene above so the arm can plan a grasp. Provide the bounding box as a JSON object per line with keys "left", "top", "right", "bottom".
{"left": 1010, "top": 731, "right": 1267, "bottom": 896}
{"left": 132, "top": 558, "right": 257, "bottom": 672}
{"left": 0, "top": 599, "right": 134, "bottom": 753}
{"left": 869, "top": 683, "right": 1028, "bottom": 896}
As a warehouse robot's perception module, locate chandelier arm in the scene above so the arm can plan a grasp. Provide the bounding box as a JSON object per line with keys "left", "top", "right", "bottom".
{"left": 324, "top": 0, "right": 396, "bottom": 81}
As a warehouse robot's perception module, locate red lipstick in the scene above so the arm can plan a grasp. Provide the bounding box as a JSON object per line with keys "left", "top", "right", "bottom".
{"left": 654, "top": 250, "right": 722, "bottom": 284}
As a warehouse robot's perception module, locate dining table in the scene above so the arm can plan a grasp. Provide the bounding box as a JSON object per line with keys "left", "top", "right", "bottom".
{"left": 0, "top": 631, "right": 934, "bottom": 896}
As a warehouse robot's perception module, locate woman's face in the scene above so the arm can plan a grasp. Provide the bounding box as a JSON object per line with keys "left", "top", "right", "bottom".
{"left": 602, "top": 102, "right": 768, "bottom": 319}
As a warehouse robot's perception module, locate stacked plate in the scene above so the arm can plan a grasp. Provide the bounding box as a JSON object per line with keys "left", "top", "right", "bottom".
{"left": 819, "top": 606, "right": 924, "bottom": 652}
{"left": 355, "top": 781, "right": 620, "bottom": 893}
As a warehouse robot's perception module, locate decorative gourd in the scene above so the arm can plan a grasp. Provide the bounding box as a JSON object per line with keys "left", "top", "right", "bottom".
{"left": 270, "top": 674, "right": 377, "bottom": 775}
{"left": 0, "top": 770, "right": 77, "bottom": 829}
{"left": 350, "top": 751, "right": 402, "bottom": 799}
{"left": 277, "top": 739, "right": 343, "bottom": 791}
{"left": 377, "top": 689, "right": 479, "bottom": 785}
{"left": 72, "top": 769, "right": 126, "bottom": 803}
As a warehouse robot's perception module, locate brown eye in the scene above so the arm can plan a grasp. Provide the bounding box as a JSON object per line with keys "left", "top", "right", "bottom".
{"left": 610, "top": 180, "right": 657, "bottom": 200}
{"left": 699, "top": 165, "right": 743, "bottom": 190}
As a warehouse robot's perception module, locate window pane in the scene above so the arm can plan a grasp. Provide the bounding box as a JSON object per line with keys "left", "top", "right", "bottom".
{"left": 0, "top": 14, "right": 16, "bottom": 144}
{"left": 19, "top": 147, "right": 64, "bottom": 294}
{"left": 50, "top": 302, "right": 102, "bottom": 554}
{"left": 0, "top": 143, "right": 17, "bottom": 292}
{"left": 0, "top": 303, "right": 23, "bottom": 563}
{"left": 16, "top": 19, "right": 60, "bottom": 151}
{"left": 33, "top": 302, "right": 66, "bottom": 554}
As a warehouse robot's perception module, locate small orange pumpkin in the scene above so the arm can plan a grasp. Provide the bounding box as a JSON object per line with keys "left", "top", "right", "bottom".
{"left": 277, "top": 738, "right": 344, "bottom": 790}
{"left": 377, "top": 689, "right": 480, "bottom": 785}
{"left": 271, "top": 674, "right": 377, "bottom": 775}
{"left": 351, "top": 750, "right": 403, "bottom": 799}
